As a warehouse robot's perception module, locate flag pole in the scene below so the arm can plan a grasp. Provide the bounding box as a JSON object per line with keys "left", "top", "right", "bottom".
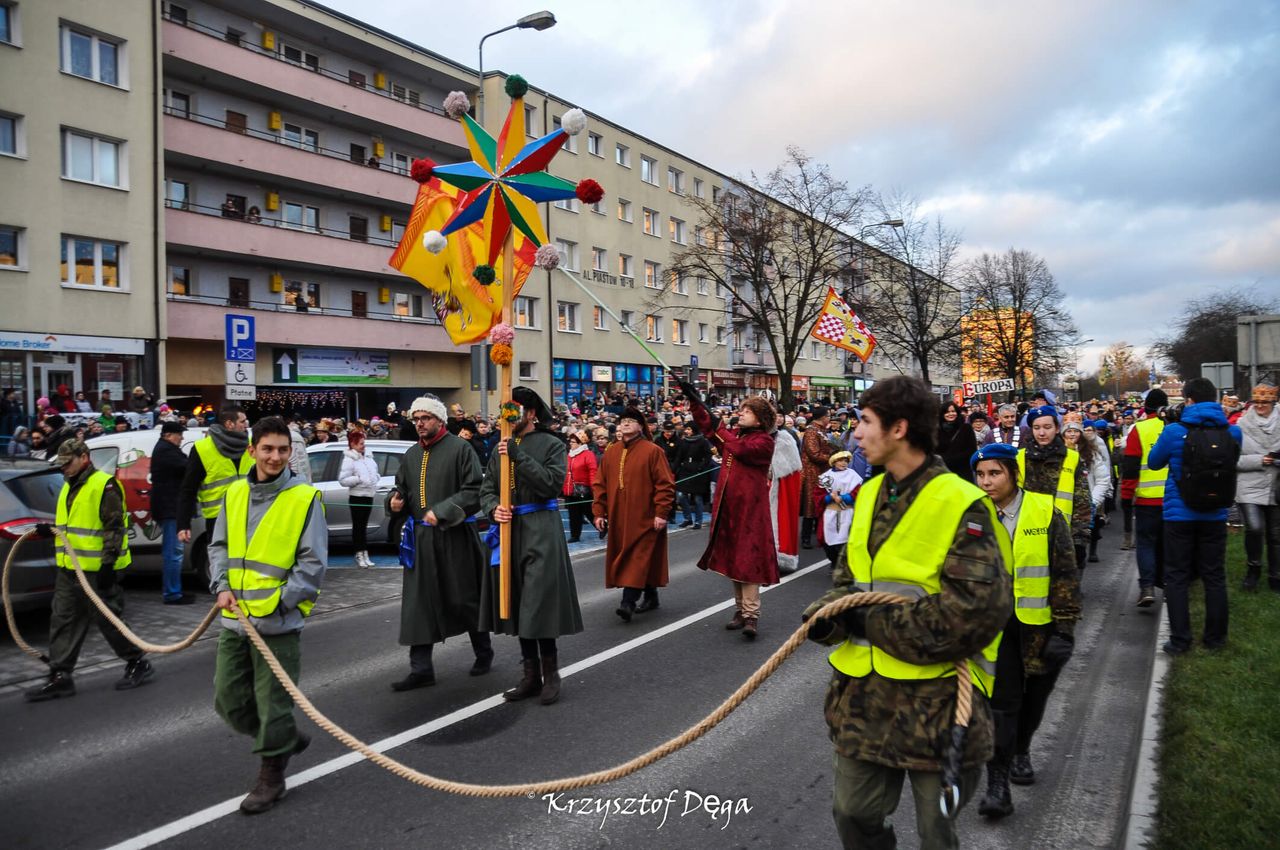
{"left": 499, "top": 233, "right": 514, "bottom": 620}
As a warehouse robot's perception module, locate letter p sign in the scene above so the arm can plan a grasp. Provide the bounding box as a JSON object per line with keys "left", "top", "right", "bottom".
{"left": 225, "top": 314, "right": 256, "bottom": 362}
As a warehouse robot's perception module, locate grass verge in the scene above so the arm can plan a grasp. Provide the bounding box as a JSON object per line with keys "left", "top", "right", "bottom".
{"left": 1156, "top": 530, "right": 1280, "bottom": 848}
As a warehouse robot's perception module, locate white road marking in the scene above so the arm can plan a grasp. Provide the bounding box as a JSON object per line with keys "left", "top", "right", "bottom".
{"left": 103, "top": 558, "right": 831, "bottom": 850}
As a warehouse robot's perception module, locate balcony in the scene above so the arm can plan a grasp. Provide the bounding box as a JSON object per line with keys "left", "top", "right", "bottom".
{"left": 165, "top": 203, "right": 401, "bottom": 277}
{"left": 161, "top": 18, "right": 466, "bottom": 147}
{"left": 730, "top": 348, "right": 771, "bottom": 370}
{"left": 164, "top": 112, "right": 421, "bottom": 206}
{"left": 167, "top": 296, "right": 457, "bottom": 354}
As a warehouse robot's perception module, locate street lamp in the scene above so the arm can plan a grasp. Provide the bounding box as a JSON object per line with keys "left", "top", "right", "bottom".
{"left": 474, "top": 11, "right": 557, "bottom": 418}
{"left": 1070, "top": 338, "right": 1094, "bottom": 402}
{"left": 845, "top": 219, "right": 904, "bottom": 389}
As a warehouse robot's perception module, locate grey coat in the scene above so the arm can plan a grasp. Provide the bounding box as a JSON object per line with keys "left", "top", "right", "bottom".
{"left": 1236, "top": 407, "right": 1280, "bottom": 506}
{"left": 209, "top": 468, "right": 328, "bottom": 635}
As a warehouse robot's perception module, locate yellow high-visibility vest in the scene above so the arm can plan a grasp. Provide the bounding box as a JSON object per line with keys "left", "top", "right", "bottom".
{"left": 1017, "top": 447, "right": 1080, "bottom": 525}
{"left": 55, "top": 470, "right": 132, "bottom": 572}
{"left": 829, "top": 472, "right": 1011, "bottom": 697}
{"left": 1134, "top": 417, "right": 1168, "bottom": 501}
{"left": 1009, "top": 491, "right": 1054, "bottom": 626}
{"left": 221, "top": 478, "right": 320, "bottom": 620}
{"left": 195, "top": 436, "right": 254, "bottom": 519}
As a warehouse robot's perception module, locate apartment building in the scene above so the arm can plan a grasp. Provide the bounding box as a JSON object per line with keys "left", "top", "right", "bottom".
{"left": 159, "top": 0, "right": 480, "bottom": 415}
{"left": 0, "top": 0, "right": 162, "bottom": 412}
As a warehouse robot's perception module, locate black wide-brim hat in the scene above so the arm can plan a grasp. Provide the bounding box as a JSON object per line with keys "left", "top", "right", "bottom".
{"left": 512, "top": 386, "right": 553, "bottom": 424}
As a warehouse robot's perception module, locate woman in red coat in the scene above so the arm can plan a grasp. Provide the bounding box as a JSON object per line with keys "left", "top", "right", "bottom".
{"left": 563, "top": 430, "right": 598, "bottom": 542}
{"left": 679, "top": 381, "right": 778, "bottom": 639}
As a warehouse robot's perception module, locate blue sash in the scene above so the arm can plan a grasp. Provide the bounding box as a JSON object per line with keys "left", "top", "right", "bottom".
{"left": 483, "top": 500, "right": 562, "bottom": 566}
{"left": 398, "top": 513, "right": 480, "bottom": 569}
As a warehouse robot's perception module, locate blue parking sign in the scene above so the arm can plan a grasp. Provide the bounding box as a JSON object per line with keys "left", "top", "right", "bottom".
{"left": 225, "top": 314, "right": 256, "bottom": 362}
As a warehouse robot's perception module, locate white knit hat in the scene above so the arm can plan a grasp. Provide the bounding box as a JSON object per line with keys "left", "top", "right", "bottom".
{"left": 409, "top": 395, "right": 448, "bottom": 422}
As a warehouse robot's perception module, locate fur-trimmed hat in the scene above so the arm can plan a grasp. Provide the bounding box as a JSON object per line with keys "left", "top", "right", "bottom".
{"left": 409, "top": 394, "right": 448, "bottom": 422}
{"left": 618, "top": 407, "right": 651, "bottom": 439}
{"left": 739, "top": 396, "right": 777, "bottom": 433}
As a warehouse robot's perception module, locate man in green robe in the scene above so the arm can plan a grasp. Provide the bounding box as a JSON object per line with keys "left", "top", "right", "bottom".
{"left": 480, "top": 386, "right": 584, "bottom": 706}
{"left": 386, "top": 395, "right": 491, "bottom": 690}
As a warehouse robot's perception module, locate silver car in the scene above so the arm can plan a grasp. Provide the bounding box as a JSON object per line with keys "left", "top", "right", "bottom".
{"left": 0, "top": 461, "right": 62, "bottom": 611}
{"left": 306, "top": 440, "right": 413, "bottom": 545}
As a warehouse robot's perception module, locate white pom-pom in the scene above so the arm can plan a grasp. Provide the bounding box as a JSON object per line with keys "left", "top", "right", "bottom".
{"left": 423, "top": 230, "right": 447, "bottom": 254}
{"left": 442, "top": 91, "right": 471, "bottom": 121}
{"left": 561, "top": 108, "right": 587, "bottom": 136}
{"left": 534, "top": 243, "right": 561, "bottom": 270}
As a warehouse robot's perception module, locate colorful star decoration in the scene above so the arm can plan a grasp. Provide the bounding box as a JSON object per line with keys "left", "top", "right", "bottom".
{"left": 430, "top": 96, "right": 577, "bottom": 268}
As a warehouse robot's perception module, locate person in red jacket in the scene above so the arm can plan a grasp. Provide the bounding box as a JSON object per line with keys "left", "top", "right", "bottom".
{"left": 563, "top": 430, "right": 597, "bottom": 543}
{"left": 678, "top": 380, "right": 778, "bottom": 639}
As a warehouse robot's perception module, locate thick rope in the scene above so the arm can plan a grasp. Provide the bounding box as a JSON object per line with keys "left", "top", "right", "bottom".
{"left": 3, "top": 529, "right": 973, "bottom": 796}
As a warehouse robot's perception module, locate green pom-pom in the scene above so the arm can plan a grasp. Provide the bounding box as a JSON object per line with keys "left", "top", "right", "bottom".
{"left": 473, "top": 264, "right": 496, "bottom": 285}
{"left": 504, "top": 74, "right": 529, "bottom": 100}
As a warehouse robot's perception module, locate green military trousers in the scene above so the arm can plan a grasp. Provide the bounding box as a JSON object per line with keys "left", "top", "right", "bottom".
{"left": 214, "top": 628, "right": 302, "bottom": 758}
{"left": 48, "top": 568, "right": 143, "bottom": 674}
{"left": 832, "top": 752, "right": 981, "bottom": 850}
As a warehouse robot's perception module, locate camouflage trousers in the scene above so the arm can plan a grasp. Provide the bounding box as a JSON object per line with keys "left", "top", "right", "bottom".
{"left": 832, "top": 752, "right": 980, "bottom": 850}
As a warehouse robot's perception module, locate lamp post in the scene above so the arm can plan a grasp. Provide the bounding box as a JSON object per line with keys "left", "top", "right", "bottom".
{"left": 473, "top": 10, "right": 556, "bottom": 419}
{"left": 1071, "top": 337, "right": 1094, "bottom": 402}
{"left": 846, "top": 219, "right": 904, "bottom": 393}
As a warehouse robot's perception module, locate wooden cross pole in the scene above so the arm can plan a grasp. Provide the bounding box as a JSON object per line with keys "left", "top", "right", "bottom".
{"left": 498, "top": 232, "right": 515, "bottom": 620}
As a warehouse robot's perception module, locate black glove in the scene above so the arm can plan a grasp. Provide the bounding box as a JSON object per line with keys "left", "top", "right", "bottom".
{"left": 33, "top": 522, "right": 55, "bottom": 540}
{"left": 806, "top": 616, "right": 837, "bottom": 642}
{"left": 676, "top": 379, "right": 700, "bottom": 403}
{"left": 838, "top": 604, "right": 884, "bottom": 639}
{"left": 95, "top": 565, "right": 117, "bottom": 593}
{"left": 1041, "top": 633, "right": 1074, "bottom": 667}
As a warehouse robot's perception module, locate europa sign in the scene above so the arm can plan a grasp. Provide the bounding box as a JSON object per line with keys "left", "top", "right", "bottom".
{"left": 963, "top": 378, "right": 1016, "bottom": 396}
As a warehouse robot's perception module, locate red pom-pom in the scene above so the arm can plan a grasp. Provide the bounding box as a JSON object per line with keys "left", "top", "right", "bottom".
{"left": 410, "top": 158, "right": 436, "bottom": 183}
{"left": 575, "top": 178, "right": 604, "bottom": 204}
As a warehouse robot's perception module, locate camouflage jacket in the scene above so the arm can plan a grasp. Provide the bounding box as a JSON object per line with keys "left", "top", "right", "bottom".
{"left": 804, "top": 456, "right": 1012, "bottom": 771}
{"left": 1005, "top": 499, "right": 1082, "bottom": 676}
{"left": 62, "top": 462, "right": 127, "bottom": 569}
{"left": 1021, "top": 437, "right": 1092, "bottom": 544}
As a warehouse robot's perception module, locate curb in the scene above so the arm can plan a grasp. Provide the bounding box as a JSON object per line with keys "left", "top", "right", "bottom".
{"left": 1124, "top": 597, "right": 1171, "bottom": 849}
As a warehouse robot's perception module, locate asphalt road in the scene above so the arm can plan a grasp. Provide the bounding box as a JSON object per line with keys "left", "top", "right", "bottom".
{"left": 0, "top": 527, "right": 1159, "bottom": 849}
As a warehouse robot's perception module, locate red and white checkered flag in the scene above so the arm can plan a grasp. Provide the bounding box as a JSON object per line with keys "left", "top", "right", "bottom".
{"left": 809, "top": 287, "right": 876, "bottom": 361}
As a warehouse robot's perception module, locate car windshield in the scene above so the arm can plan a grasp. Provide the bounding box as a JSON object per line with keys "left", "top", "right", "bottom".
{"left": 3, "top": 469, "right": 64, "bottom": 516}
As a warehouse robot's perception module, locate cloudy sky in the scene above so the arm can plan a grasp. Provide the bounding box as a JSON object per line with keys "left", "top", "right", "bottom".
{"left": 326, "top": 0, "right": 1279, "bottom": 373}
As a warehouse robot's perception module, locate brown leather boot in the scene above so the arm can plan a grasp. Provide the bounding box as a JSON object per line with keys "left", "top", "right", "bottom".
{"left": 503, "top": 658, "right": 542, "bottom": 702}
{"left": 725, "top": 610, "right": 745, "bottom": 630}
{"left": 239, "top": 755, "right": 288, "bottom": 814}
{"left": 539, "top": 654, "right": 561, "bottom": 705}
{"left": 742, "top": 617, "right": 758, "bottom": 640}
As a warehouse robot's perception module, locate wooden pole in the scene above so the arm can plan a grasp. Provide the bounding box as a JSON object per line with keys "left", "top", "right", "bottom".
{"left": 498, "top": 233, "right": 515, "bottom": 620}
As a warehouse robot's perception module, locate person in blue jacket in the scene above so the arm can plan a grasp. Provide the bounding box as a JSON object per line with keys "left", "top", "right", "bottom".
{"left": 1148, "top": 377, "right": 1242, "bottom": 655}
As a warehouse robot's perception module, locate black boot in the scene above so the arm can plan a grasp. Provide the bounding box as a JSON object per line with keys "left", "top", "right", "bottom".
{"left": 240, "top": 755, "right": 289, "bottom": 814}
{"left": 1243, "top": 563, "right": 1261, "bottom": 591}
{"left": 1074, "top": 543, "right": 1088, "bottom": 572}
{"left": 635, "top": 589, "right": 660, "bottom": 613}
{"left": 978, "top": 763, "right": 1014, "bottom": 819}
{"left": 1009, "top": 752, "right": 1035, "bottom": 785}
{"left": 1088, "top": 539, "right": 1099, "bottom": 563}
{"left": 801, "top": 518, "right": 814, "bottom": 549}
{"left": 539, "top": 654, "right": 561, "bottom": 705}
{"left": 25, "top": 672, "right": 75, "bottom": 702}
{"left": 503, "top": 658, "right": 542, "bottom": 702}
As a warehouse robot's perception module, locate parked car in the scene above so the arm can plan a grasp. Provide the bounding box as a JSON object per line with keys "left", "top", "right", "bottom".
{"left": 0, "top": 460, "right": 63, "bottom": 611}
{"left": 306, "top": 439, "right": 413, "bottom": 545}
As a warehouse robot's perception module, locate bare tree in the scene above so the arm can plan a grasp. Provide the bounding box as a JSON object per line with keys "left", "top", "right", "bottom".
{"left": 853, "top": 191, "right": 963, "bottom": 383}
{"left": 1151, "top": 285, "right": 1277, "bottom": 386}
{"left": 1097, "top": 341, "right": 1147, "bottom": 398}
{"left": 959, "top": 248, "right": 1078, "bottom": 397}
{"left": 662, "top": 146, "right": 868, "bottom": 410}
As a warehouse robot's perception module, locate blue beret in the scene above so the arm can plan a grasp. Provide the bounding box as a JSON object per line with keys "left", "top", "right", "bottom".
{"left": 971, "top": 442, "right": 1019, "bottom": 469}
{"left": 1026, "top": 405, "right": 1059, "bottom": 426}
{"left": 1091, "top": 419, "right": 1110, "bottom": 430}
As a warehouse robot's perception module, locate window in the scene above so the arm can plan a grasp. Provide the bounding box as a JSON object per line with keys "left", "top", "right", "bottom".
{"left": 640, "top": 155, "right": 657, "bottom": 184}
{"left": 0, "top": 226, "right": 23, "bottom": 269}
{"left": 591, "top": 246, "right": 606, "bottom": 271}
{"left": 712, "top": 186, "right": 722, "bottom": 203}
{"left": 163, "top": 89, "right": 190, "bottom": 118}
{"left": 62, "top": 130, "right": 121, "bottom": 187}
{"left": 60, "top": 236, "right": 125, "bottom": 289}
{"left": 672, "top": 319, "right": 689, "bottom": 345}
{"left": 282, "top": 122, "right": 319, "bottom": 151}
{"left": 554, "top": 238, "right": 579, "bottom": 271}
{"left": 715, "top": 280, "right": 727, "bottom": 299}
{"left": 167, "top": 265, "right": 189, "bottom": 295}
{"left": 229, "top": 277, "right": 249, "bottom": 307}
{"left": 811, "top": 341, "right": 821, "bottom": 360}
{"left": 349, "top": 215, "right": 368, "bottom": 242}
{"left": 283, "top": 202, "right": 319, "bottom": 232}
{"left": 696, "top": 276, "right": 708, "bottom": 296}
{"left": 593, "top": 305, "right": 608, "bottom": 330}
{"left": 668, "top": 167, "right": 685, "bottom": 194}
{"left": 590, "top": 200, "right": 604, "bottom": 215}
{"left": 554, "top": 196, "right": 579, "bottom": 213}
{"left": 391, "top": 84, "right": 421, "bottom": 105}
{"left": 552, "top": 116, "right": 577, "bottom": 152}
{"left": 672, "top": 273, "right": 687, "bottom": 295}
{"left": 348, "top": 70, "right": 366, "bottom": 89}
{"left": 716, "top": 325, "right": 725, "bottom": 344}
{"left": 223, "top": 193, "right": 246, "bottom": 219}
{"left": 0, "top": 4, "right": 14, "bottom": 45}
{"left": 669, "top": 217, "right": 686, "bottom": 244}
{"left": 698, "top": 323, "right": 708, "bottom": 343}
{"left": 513, "top": 295, "right": 538, "bottom": 328}
{"left": 523, "top": 104, "right": 536, "bottom": 134}
{"left": 644, "top": 260, "right": 661, "bottom": 289}
{"left": 285, "top": 281, "right": 320, "bottom": 309}
{"left": 642, "top": 208, "right": 658, "bottom": 236}
{"left": 615, "top": 143, "right": 630, "bottom": 167}
{"left": 391, "top": 220, "right": 406, "bottom": 242}
{"left": 620, "top": 310, "right": 634, "bottom": 331}
{"left": 394, "top": 292, "right": 417, "bottom": 317}
{"left": 518, "top": 361, "right": 537, "bottom": 380}
{"left": 165, "top": 179, "right": 189, "bottom": 210}
{"left": 352, "top": 290, "right": 367, "bottom": 318}
{"left": 349, "top": 143, "right": 366, "bottom": 164}
{"left": 587, "top": 132, "right": 602, "bottom": 156}
{"left": 391, "top": 152, "right": 410, "bottom": 174}
{"left": 557, "top": 301, "right": 579, "bottom": 332}
{"left": 645, "top": 314, "right": 662, "bottom": 342}
{"left": 618, "top": 253, "right": 633, "bottom": 279}
{"left": 225, "top": 110, "right": 247, "bottom": 134}
{"left": 224, "top": 28, "right": 243, "bottom": 46}
{"left": 164, "top": 4, "right": 188, "bottom": 24}
{"left": 617, "top": 198, "right": 632, "bottom": 222}
{"left": 693, "top": 177, "right": 704, "bottom": 198}
{"left": 695, "top": 225, "right": 706, "bottom": 247}
{"left": 60, "top": 25, "right": 122, "bottom": 87}
{"left": 0, "top": 113, "right": 21, "bottom": 157}
{"left": 281, "top": 43, "right": 319, "bottom": 71}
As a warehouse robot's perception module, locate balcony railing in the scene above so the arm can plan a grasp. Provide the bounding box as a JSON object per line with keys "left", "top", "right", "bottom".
{"left": 167, "top": 291, "right": 439, "bottom": 325}
{"left": 730, "top": 348, "right": 770, "bottom": 368}
{"left": 162, "top": 11, "right": 453, "bottom": 119}
{"left": 167, "top": 199, "right": 401, "bottom": 248}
